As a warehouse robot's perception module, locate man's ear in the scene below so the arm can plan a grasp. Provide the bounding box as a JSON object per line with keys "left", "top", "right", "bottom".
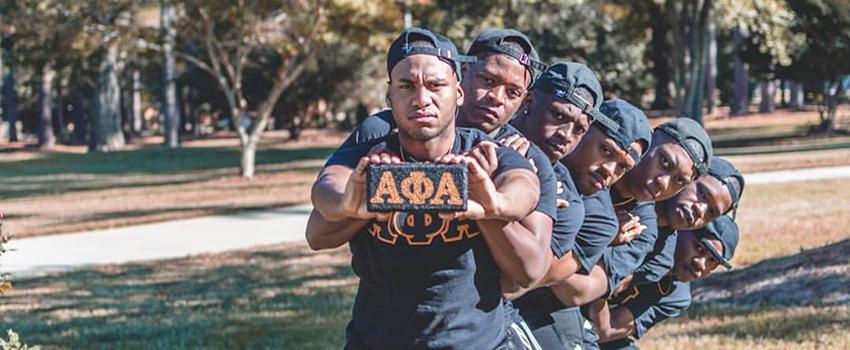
{"left": 385, "top": 92, "right": 391, "bottom": 107}
{"left": 456, "top": 82, "right": 464, "bottom": 107}
{"left": 520, "top": 93, "right": 534, "bottom": 115}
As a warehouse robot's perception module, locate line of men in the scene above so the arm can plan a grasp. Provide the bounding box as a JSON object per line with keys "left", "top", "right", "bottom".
{"left": 306, "top": 27, "right": 746, "bottom": 350}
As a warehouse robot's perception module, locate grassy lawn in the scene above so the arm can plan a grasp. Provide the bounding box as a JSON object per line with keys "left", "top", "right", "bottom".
{"left": 0, "top": 242, "right": 356, "bottom": 349}
{"left": 0, "top": 130, "right": 343, "bottom": 237}
{"left": 734, "top": 178, "right": 850, "bottom": 266}
{"left": 637, "top": 304, "right": 850, "bottom": 350}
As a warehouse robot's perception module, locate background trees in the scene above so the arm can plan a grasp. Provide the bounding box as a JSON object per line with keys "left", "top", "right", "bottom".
{"left": 1, "top": 0, "right": 848, "bottom": 176}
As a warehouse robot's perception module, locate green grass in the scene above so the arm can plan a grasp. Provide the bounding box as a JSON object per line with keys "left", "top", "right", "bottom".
{"left": 0, "top": 243, "right": 357, "bottom": 350}
{"left": 0, "top": 145, "right": 336, "bottom": 177}
{"left": 638, "top": 304, "right": 850, "bottom": 350}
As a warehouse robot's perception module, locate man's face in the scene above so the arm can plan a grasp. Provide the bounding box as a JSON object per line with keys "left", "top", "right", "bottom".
{"left": 458, "top": 54, "right": 530, "bottom": 134}
{"left": 388, "top": 55, "right": 463, "bottom": 141}
{"left": 522, "top": 92, "right": 591, "bottom": 162}
{"left": 657, "top": 175, "right": 734, "bottom": 230}
{"left": 672, "top": 231, "right": 723, "bottom": 282}
{"left": 562, "top": 127, "right": 644, "bottom": 196}
{"left": 619, "top": 132, "right": 696, "bottom": 202}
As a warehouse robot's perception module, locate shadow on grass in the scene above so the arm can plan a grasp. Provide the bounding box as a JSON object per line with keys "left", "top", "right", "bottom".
{"left": 669, "top": 303, "right": 849, "bottom": 343}
{"left": 0, "top": 243, "right": 356, "bottom": 349}
{"left": 693, "top": 238, "right": 850, "bottom": 307}
{"left": 1, "top": 146, "right": 336, "bottom": 177}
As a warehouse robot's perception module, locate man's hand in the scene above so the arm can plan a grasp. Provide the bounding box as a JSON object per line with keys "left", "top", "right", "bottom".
{"left": 339, "top": 142, "right": 399, "bottom": 222}
{"left": 499, "top": 134, "right": 531, "bottom": 157}
{"left": 556, "top": 181, "right": 569, "bottom": 208}
{"left": 611, "top": 210, "right": 646, "bottom": 245}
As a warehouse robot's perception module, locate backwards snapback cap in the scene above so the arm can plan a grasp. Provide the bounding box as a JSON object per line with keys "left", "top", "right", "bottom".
{"left": 467, "top": 28, "right": 548, "bottom": 80}
{"left": 386, "top": 27, "right": 476, "bottom": 81}
{"left": 655, "top": 118, "right": 713, "bottom": 176}
{"left": 707, "top": 158, "right": 745, "bottom": 217}
{"left": 597, "top": 99, "right": 653, "bottom": 163}
{"left": 697, "top": 216, "right": 739, "bottom": 269}
{"left": 531, "top": 62, "right": 606, "bottom": 124}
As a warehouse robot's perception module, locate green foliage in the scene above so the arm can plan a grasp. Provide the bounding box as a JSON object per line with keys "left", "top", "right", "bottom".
{"left": 717, "top": 0, "right": 804, "bottom": 77}
{"left": 0, "top": 330, "right": 39, "bottom": 350}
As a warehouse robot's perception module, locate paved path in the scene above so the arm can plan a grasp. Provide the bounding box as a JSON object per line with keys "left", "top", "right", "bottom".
{"left": 745, "top": 165, "right": 850, "bottom": 184}
{"left": 3, "top": 205, "right": 313, "bottom": 278}
{"left": 3, "top": 165, "right": 850, "bottom": 278}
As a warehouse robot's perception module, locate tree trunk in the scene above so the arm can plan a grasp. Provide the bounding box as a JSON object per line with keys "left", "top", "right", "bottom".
{"left": 162, "top": 0, "right": 179, "bottom": 148}
{"left": 789, "top": 80, "right": 804, "bottom": 110}
{"left": 3, "top": 70, "right": 17, "bottom": 142}
{"left": 132, "top": 69, "right": 143, "bottom": 134}
{"left": 241, "top": 136, "right": 258, "bottom": 177}
{"left": 705, "top": 7, "right": 717, "bottom": 115}
{"left": 759, "top": 80, "right": 776, "bottom": 113}
{"left": 72, "top": 90, "right": 87, "bottom": 145}
{"left": 38, "top": 63, "right": 56, "bottom": 149}
{"left": 648, "top": 1, "right": 673, "bottom": 111}
{"left": 92, "top": 40, "right": 126, "bottom": 152}
{"left": 732, "top": 26, "right": 749, "bottom": 116}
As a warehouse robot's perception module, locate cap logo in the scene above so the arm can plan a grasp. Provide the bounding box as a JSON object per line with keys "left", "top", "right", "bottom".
{"left": 519, "top": 53, "right": 529, "bottom": 65}
{"left": 554, "top": 89, "right": 568, "bottom": 99}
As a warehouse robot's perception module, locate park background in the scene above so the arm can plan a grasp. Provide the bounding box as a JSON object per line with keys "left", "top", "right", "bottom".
{"left": 0, "top": 0, "right": 849, "bottom": 348}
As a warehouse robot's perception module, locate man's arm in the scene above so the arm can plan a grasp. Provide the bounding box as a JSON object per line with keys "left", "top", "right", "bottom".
{"left": 304, "top": 209, "right": 367, "bottom": 250}
{"left": 588, "top": 300, "right": 637, "bottom": 343}
{"left": 548, "top": 261, "right": 610, "bottom": 307}
{"left": 481, "top": 212, "right": 553, "bottom": 288}
{"left": 311, "top": 164, "right": 355, "bottom": 222}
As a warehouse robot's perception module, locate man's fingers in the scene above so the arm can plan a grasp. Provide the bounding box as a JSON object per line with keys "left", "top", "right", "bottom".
{"left": 529, "top": 158, "right": 538, "bottom": 173}
{"left": 557, "top": 199, "right": 569, "bottom": 208}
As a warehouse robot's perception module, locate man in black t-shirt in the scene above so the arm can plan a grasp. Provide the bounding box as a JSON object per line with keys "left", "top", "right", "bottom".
{"left": 307, "top": 27, "right": 544, "bottom": 349}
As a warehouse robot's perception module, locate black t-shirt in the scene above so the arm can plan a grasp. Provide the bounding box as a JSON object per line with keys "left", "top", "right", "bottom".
{"left": 493, "top": 123, "right": 558, "bottom": 221}
{"left": 601, "top": 201, "right": 659, "bottom": 296}
{"left": 550, "top": 162, "right": 585, "bottom": 258}
{"left": 339, "top": 110, "right": 396, "bottom": 149}
{"left": 631, "top": 227, "right": 677, "bottom": 286}
{"left": 326, "top": 127, "right": 534, "bottom": 349}
{"left": 573, "top": 189, "right": 619, "bottom": 274}
{"left": 609, "top": 275, "right": 691, "bottom": 339}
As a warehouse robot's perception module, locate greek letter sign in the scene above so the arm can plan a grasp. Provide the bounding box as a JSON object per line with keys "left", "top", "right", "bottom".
{"left": 367, "top": 164, "right": 468, "bottom": 212}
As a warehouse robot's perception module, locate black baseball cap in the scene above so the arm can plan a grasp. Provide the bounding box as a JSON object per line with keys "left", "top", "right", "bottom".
{"left": 655, "top": 118, "right": 713, "bottom": 176}
{"left": 707, "top": 158, "right": 745, "bottom": 217}
{"left": 531, "top": 62, "right": 605, "bottom": 122}
{"left": 697, "top": 215, "right": 739, "bottom": 269}
{"left": 596, "top": 99, "right": 653, "bottom": 163}
{"left": 467, "top": 28, "right": 547, "bottom": 80}
{"left": 386, "top": 27, "right": 476, "bottom": 81}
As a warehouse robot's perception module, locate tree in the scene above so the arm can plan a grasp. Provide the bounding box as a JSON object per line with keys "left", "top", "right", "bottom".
{"left": 784, "top": 0, "right": 850, "bottom": 132}
{"left": 161, "top": 0, "right": 179, "bottom": 148}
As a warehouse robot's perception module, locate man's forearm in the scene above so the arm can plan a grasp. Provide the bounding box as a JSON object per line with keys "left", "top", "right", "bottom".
{"left": 548, "top": 263, "right": 609, "bottom": 307}
{"left": 486, "top": 169, "right": 540, "bottom": 221}
{"left": 479, "top": 214, "right": 552, "bottom": 288}
{"left": 311, "top": 166, "right": 351, "bottom": 221}
{"left": 595, "top": 305, "right": 636, "bottom": 343}
{"left": 305, "top": 209, "right": 367, "bottom": 250}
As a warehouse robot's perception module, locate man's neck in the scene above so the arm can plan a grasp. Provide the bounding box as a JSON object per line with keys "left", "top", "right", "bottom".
{"left": 612, "top": 180, "right": 635, "bottom": 205}
{"left": 398, "top": 129, "right": 456, "bottom": 161}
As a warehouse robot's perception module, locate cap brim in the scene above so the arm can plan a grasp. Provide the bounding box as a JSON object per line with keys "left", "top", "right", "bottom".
{"left": 700, "top": 237, "right": 732, "bottom": 269}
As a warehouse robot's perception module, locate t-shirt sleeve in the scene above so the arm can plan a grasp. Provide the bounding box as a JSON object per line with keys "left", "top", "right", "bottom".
{"left": 325, "top": 138, "right": 381, "bottom": 169}
{"left": 494, "top": 144, "right": 535, "bottom": 176}
{"left": 549, "top": 165, "right": 585, "bottom": 258}
{"left": 528, "top": 146, "right": 558, "bottom": 220}
{"left": 604, "top": 202, "right": 660, "bottom": 289}
{"left": 572, "top": 189, "right": 619, "bottom": 274}
{"left": 339, "top": 110, "right": 395, "bottom": 148}
{"left": 625, "top": 281, "right": 691, "bottom": 338}
{"left": 632, "top": 230, "right": 678, "bottom": 286}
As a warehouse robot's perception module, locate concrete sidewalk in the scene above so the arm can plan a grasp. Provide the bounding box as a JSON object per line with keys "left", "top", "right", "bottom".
{"left": 3, "top": 164, "right": 850, "bottom": 278}
{"left": 3, "top": 205, "right": 313, "bottom": 278}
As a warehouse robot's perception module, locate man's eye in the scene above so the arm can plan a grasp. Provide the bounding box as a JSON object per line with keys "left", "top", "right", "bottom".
{"left": 575, "top": 126, "right": 586, "bottom": 135}
{"left": 660, "top": 155, "right": 670, "bottom": 168}
{"left": 508, "top": 89, "right": 522, "bottom": 99}
{"left": 602, "top": 146, "right": 612, "bottom": 156}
